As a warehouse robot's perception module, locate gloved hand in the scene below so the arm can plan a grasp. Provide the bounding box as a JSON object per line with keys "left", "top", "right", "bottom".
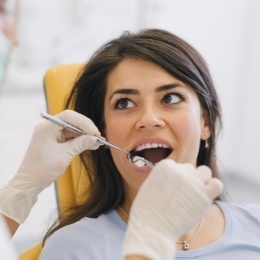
{"left": 122, "top": 159, "right": 223, "bottom": 260}
{"left": 0, "top": 110, "right": 101, "bottom": 224}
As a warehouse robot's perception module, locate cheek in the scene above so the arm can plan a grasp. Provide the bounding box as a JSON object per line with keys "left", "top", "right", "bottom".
{"left": 170, "top": 111, "right": 202, "bottom": 137}
{"left": 105, "top": 117, "right": 132, "bottom": 144}
{"left": 170, "top": 112, "right": 203, "bottom": 160}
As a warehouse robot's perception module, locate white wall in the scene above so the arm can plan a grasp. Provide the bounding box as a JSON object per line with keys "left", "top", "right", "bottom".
{"left": 1, "top": 0, "right": 260, "bottom": 254}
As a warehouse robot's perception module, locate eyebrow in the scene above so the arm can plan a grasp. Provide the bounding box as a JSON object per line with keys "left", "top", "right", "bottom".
{"left": 155, "top": 83, "right": 184, "bottom": 92}
{"left": 108, "top": 83, "right": 184, "bottom": 101}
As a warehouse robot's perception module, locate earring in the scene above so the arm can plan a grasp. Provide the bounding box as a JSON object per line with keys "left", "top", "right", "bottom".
{"left": 204, "top": 132, "right": 209, "bottom": 148}
{"left": 205, "top": 139, "right": 209, "bottom": 148}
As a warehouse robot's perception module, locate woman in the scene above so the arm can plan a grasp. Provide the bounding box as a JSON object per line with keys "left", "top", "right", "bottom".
{"left": 40, "top": 29, "right": 260, "bottom": 259}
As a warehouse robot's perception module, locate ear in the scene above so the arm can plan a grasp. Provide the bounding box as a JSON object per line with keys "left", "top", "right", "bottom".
{"left": 201, "top": 110, "right": 211, "bottom": 140}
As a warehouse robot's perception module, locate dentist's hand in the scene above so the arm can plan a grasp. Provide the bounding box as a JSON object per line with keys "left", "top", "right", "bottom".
{"left": 122, "top": 159, "right": 223, "bottom": 260}
{"left": 0, "top": 110, "right": 101, "bottom": 224}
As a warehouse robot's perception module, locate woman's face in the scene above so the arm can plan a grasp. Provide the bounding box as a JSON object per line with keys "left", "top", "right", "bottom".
{"left": 104, "top": 58, "right": 210, "bottom": 202}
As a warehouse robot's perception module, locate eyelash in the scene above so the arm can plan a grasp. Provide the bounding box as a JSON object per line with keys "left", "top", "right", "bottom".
{"left": 113, "top": 91, "right": 185, "bottom": 110}
{"left": 113, "top": 95, "right": 133, "bottom": 109}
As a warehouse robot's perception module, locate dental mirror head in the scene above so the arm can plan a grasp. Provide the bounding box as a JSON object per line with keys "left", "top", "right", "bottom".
{"left": 127, "top": 154, "right": 154, "bottom": 168}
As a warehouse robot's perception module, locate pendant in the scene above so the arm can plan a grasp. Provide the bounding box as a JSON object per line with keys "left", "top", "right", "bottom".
{"left": 183, "top": 241, "right": 189, "bottom": 251}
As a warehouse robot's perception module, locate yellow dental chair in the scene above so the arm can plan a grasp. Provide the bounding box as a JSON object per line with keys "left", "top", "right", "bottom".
{"left": 19, "top": 63, "right": 90, "bottom": 259}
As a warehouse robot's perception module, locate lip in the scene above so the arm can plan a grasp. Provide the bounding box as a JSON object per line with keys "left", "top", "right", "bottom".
{"left": 127, "top": 159, "right": 153, "bottom": 173}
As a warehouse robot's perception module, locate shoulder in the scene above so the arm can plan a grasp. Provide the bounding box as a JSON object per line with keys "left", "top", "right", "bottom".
{"left": 39, "top": 210, "right": 126, "bottom": 260}
{"left": 218, "top": 200, "right": 260, "bottom": 215}
{"left": 214, "top": 200, "right": 260, "bottom": 253}
{"left": 39, "top": 218, "right": 106, "bottom": 260}
{"left": 217, "top": 200, "right": 260, "bottom": 227}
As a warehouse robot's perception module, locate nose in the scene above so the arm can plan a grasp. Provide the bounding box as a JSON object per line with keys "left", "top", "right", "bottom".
{"left": 135, "top": 106, "right": 165, "bottom": 130}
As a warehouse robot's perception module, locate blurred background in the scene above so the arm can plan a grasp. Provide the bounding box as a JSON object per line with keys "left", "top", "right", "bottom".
{"left": 1, "top": 0, "right": 260, "bottom": 255}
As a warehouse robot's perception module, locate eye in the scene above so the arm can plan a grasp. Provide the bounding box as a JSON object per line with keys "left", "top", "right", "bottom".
{"left": 162, "top": 92, "right": 183, "bottom": 105}
{"left": 114, "top": 98, "right": 135, "bottom": 109}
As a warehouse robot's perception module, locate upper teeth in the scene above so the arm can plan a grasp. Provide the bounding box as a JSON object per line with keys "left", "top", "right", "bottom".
{"left": 135, "top": 143, "right": 169, "bottom": 151}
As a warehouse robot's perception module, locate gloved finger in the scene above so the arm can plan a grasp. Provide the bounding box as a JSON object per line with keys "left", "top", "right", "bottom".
{"left": 205, "top": 178, "right": 224, "bottom": 200}
{"left": 195, "top": 165, "right": 212, "bottom": 184}
{"left": 64, "top": 135, "right": 100, "bottom": 156}
{"left": 56, "top": 110, "right": 101, "bottom": 136}
{"left": 62, "top": 128, "right": 81, "bottom": 140}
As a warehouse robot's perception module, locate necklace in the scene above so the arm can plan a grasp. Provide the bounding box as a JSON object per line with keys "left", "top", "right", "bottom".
{"left": 176, "top": 219, "right": 203, "bottom": 250}
{"left": 118, "top": 206, "right": 129, "bottom": 220}
{"left": 118, "top": 206, "right": 203, "bottom": 251}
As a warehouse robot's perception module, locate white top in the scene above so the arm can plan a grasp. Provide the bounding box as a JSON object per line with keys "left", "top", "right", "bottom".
{"left": 39, "top": 201, "right": 260, "bottom": 259}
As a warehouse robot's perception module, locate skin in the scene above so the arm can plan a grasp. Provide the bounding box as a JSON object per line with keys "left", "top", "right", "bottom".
{"left": 105, "top": 58, "right": 210, "bottom": 202}
{"left": 2, "top": 215, "right": 19, "bottom": 235}
{"left": 103, "top": 58, "right": 224, "bottom": 250}
{"left": 126, "top": 257, "right": 150, "bottom": 260}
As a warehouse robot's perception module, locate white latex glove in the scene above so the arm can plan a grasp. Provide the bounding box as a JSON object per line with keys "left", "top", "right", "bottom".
{"left": 122, "top": 159, "right": 223, "bottom": 260}
{"left": 0, "top": 110, "right": 101, "bottom": 224}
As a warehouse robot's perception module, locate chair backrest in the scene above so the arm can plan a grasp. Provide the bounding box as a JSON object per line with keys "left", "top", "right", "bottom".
{"left": 19, "top": 63, "right": 91, "bottom": 259}
{"left": 43, "top": 63, "right": 92, "bottom": 214}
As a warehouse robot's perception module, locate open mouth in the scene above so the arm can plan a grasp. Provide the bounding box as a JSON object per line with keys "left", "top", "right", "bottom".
{"left": 129, "top": 143, "right": 172, "bottom": 164}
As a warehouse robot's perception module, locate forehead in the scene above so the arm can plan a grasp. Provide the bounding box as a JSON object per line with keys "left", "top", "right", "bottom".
{"left": 105, "top": 58, "right": 203, "bottom": 108}
{"left": 106, "top": 58, "right": 184, "bottom": 91}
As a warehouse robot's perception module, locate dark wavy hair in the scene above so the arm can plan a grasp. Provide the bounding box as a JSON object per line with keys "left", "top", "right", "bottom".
{"left": 43, "top": 28, "right": 222, "bottom": 243}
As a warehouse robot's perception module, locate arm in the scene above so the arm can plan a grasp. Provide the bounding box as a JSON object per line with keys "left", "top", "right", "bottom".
{"left": 0, "top": 215, "right": 17, "bottom": 259}
{"left": 0, "top": 110, "right": 101, "bottom": 234}
{"left": 2, "top": 215, "right": 19, "bottom": 236}
{"left": 122, "top": 160, "right": 223, "bottom": 260}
